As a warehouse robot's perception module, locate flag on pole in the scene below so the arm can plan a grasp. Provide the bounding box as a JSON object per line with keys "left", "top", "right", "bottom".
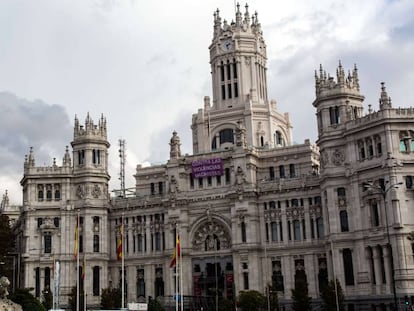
{"left": 74, "top": 218, "right": 79, "bottom": 260}
{"left": 170, "top": 235, "right": 181, "bottom": 268}
{"left": 117, "top": 224, "right": 123, "bottom": 261}
{"left": 81, "top": 256, "right": 86, "bottom": 280}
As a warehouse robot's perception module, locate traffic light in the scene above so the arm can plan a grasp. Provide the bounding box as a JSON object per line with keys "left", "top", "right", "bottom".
{"left": 404, "top": 295, "right": 409, "bottom": 305}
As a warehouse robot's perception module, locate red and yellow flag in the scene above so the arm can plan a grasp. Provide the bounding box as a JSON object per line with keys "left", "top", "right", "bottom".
{"left": 117, "top": 224, "right": 123, "bottom": 261}
{"left": 169, "top": 235, "right": 181, "bottom": 268}
{"left": 74, "top": 219, "right": 79, "bottom": 260}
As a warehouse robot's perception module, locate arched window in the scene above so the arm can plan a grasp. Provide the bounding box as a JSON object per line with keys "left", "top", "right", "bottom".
{"left": 219, "top": 129, "right": 234, "bottom": 144}
{"left": 275, "top": 131, "right": 284, "bottom": 147}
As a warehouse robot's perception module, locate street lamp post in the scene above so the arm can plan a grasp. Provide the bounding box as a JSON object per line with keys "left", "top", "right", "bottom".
{"left": 363, "top": 180, "right": 402, "bottom": 311}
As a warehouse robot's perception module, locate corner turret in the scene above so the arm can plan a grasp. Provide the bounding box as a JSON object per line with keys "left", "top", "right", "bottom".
{"left": 313, "top": 62, "right": 365, "bottom": 138}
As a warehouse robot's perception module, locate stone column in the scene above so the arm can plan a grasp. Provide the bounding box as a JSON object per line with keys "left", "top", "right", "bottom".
{"left": 372, "top": 246, "right": 382, "bottom": 290}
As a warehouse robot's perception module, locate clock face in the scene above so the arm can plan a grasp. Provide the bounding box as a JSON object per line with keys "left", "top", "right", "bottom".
{"left": 221, "top": 40, "right": 233, "bottom": 51}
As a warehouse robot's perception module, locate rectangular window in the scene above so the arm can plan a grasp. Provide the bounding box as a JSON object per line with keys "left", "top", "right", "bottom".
{"left": 234, "top": 82, "right": 238, "bottom": 98}
{"left": 198, "top": 178, "right": 203, "bottom": 188}
{"left": 225, "top": 168, "right": 231, "bottom": 184}
{"left": 317, "top": 218, "right": 324, "bottom": 238}
{"left": 158, "top": 182, "right": 163, "bottom": 194}
{"left": 155, "top": 232, "right": 161, "bottom": 251}
{"left": 190, "top": 174, "right": 194, "bottom": 188}
{"left": 271, "top": 222, "right": 278, "bottom": 242}
{"left": 343, "top": 248, "right": 355, "bottom": 285}
{"left": 289, "top": 164, "right": 296, "bottom": 177}
{"left": 216, "top": 175, "right": 221, "bottom": 186}
{"left": 138, "top": 234, "right": 143, "bottom": 252}
{"left": 340, "top": 211, "right": 349, "bottom": 232}
{"left": 227, "top": 84, "right": 232, "bottom": 99}
{"left": 279, "top": 221, "right": 283, "bottom": 241}
{"left": 220, "top": 65, "right": 225, "bottom": 82}
{"left": 302, "top": 219, "right": 306, "bottom": 240}
{"left": 293, "top": 220, "right": 301, "bottom": 241}
{"left": 150, "top": 183, "right": 155, "bottom": 195}
{"left": 78, "top": 150, "right": 85, "bottom": 165}
{"left": 93, "top": 266, "right": 100, "bottom": 296}
{"left": 35, "top": 267, "right": 40, "bottom": 297}
{"left": 243, "top": 272, "right": 249, "bottom": 290}
{"left": 310, "top": 218, "right": 315, "bottom": 239}
{"left": 371, "top": 201, "right": 380, "bottom": 227}
{"left": 207, "top": 176, "right": 212, "bottom": 186}
{"left": 44, "top": 235, "right": 52, "bottom": 253}
{"left": 269, "top": 167, "right": 275, "bottom": 180}
{"left": 279, "top": 165, "right": 285, "bottom": 178}
{"left": 265, "top": 223, "right": 269, "bottom": 242}
{"left": 92, "top": 149, "right": 101, "bottom": 165}
{"left": 221, "top": 85, "right": 226, "bottom": 100}
{"left": 288, "top": 221, "right": 291, "bottom": 240}
{"left": 226, "top": 63, "right": 231, "bottom": 80}
{"left": 241, "top": 222, "right": 247, "bottom": 243}
{"left": 93, "top": 235, "right": 100, "bottom": 252}
{"left": 233, "top": 62, "right": 237, "bottom": 79}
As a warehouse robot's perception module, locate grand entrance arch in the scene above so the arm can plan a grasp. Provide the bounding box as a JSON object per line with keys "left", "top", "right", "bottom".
{"left": 190, "top": 216, "right": 234, "bottom": 300}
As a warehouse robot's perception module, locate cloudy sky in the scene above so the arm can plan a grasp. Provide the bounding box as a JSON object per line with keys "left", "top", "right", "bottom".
{"left": 1, "top": 0, "right": 413, "bottom": 204}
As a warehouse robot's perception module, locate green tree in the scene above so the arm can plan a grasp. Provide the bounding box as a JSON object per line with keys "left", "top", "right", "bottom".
{"left": 291, "top": 280, "right": 312, "bottom": 311}
{"left": 9, "top": 288, "right": 46, "bottom": 311}
{"left": 238, "top": 290, "right": 267, "bottom": 311}
{"left": 218, "top": 297, "right": 234, "bottom": 311}
{"left": 100, "top": 287, "right": 121, "bottom": 309}
{"left": 268, "top": 285, "right": 279, "bottom": 311}
{"left": 320, "top": 279, "right": 345, "bottom": 311}
{"left": 148, "top": 297, "right": 165, "bottom": 311}
{"left": 68, "top": 286, "right": 85, "bottom": 311}
{"left": 42, "top": 287, "right": 53, "bottom": 310}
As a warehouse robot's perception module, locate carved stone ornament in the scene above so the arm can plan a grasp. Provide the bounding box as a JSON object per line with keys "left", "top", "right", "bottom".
{"left": 92, "top": 184, "right": 101, "bottom": 198}
{"left": 192, "top": 219, "right": 231, "bottom": 251}
{"left": 76, "top": 185, "right": 87, "bottom": 199}
{"left": 320, "top": 151, "right": 329, "bottom": 167}
{"left": 332, "top": 149, "right": 345, "bottom": 166}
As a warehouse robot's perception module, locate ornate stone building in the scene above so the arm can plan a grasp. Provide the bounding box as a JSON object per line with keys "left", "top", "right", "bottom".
{"left": 16, "top": 4, "right": 414, "bottom": 311}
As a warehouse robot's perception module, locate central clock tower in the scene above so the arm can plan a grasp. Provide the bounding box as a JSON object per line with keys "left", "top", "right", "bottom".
{"left": 191, "top": 4, "right": 292, "bottom": 153}
{"left": 210, "top": 3, "right": 268, "bottom": 109}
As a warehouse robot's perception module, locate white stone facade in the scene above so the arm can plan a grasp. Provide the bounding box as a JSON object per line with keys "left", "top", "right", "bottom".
{"left": 16, "top": 4, "right": 414, "bottom": 311}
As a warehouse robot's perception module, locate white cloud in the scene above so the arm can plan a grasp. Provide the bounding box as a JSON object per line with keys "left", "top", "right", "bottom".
{"left": 0, "top": 0, "right": 413, "bottom": 203}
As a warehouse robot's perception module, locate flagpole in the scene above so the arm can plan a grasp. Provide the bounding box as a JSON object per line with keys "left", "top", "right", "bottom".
{"left": 180, "top": 230, "right": 183, "bottom": 311}
{"left": 52, "top": 254, "right": 55, "bottom": 310}
{"left": 84, "top": 256, "right": 86, "bottom": 311}
{"left": 76, "top": 210, "right": 80, "bottom": 311}
{"left": 121, "top": 213, "right": 125, "bottom": 310}
{"left": 175, "top": 228, "right": 178, "bottom": 311}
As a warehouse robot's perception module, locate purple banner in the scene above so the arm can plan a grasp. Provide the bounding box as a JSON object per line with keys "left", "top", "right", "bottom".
{"left": 191, "top": 158, "right": 223, "bottom": 178}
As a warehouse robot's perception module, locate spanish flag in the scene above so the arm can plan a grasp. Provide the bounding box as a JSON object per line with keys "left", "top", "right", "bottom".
{"left": 169, "top": 235, "right": 181, "bottom": 268}
{"left": 74, "top": 219, "right": 79, "bottom": 260}
{"left": 117, "top": 224, "right": 123, "bottom": 261}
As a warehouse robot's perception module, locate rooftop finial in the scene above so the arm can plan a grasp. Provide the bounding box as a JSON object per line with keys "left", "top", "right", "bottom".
{"left": 235, "top": 2, "right": 242, "bottom": 26}
{"left": 379, "top": 82, "right": 392, "bottom": 110}
{"left": 244, "top": 3, "right": 250, "bottom": 25}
